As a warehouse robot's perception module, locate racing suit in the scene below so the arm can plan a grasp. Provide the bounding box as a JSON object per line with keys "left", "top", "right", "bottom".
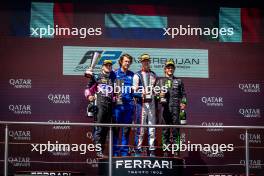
{"left": 85, "top": 71, "right": 116, "bottom": 154}
{"left": 133, "top": 70, "right": 157, "bottom": 152}
{"left": 157, "top": 76, "right": 186, "bottom": 150}
{"left": 113, "top": 68, "right": 134, "bottom": 156}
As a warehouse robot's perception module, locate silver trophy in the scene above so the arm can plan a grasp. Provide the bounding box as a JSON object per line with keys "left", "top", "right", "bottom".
{"left": 85, "top": 52, "right": 100, "bottom": 117}
{"left": 116, "top": 79, "right": 124, "bottom": 105}
{"left": 86, "top": 94, "right": 97, "bottom": 117}
{"left": 159, "top": 78, "right": 167, "bottom": 103}
{"left": 85, "top": 52, "right": 101, "bottom": 78}
{"left": 143, "top": 72, "right": 152, "bottom": 101}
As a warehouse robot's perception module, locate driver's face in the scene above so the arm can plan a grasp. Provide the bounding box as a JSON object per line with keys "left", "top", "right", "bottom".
{"left": 103, "top": 64, "right": 112, "bottom": 73}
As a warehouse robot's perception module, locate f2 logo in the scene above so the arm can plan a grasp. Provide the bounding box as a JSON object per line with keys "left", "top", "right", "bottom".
{"left": 79, "top": 50, "right": 103, "bottom": 65}
{"left": 97, "top": 51, "right": 122, "bottom": 65}
{"left": 79, "top": 50, "right": 122, "bottom": 66}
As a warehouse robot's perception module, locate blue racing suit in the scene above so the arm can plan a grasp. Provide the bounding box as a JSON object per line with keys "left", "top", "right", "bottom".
{"left": 113, "top": 68, "right": 134, "bottom": 156}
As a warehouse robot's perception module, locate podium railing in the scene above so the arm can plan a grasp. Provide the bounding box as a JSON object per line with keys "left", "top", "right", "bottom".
{"left": 1, "top": 121, "right": 264, "bottom": 176}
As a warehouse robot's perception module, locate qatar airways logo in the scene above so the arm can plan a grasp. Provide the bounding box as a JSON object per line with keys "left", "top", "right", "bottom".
{"left": 9, "top": 130, "right": 31, "bottom": 141}
{"left": 239, "top": 83, "right": 260, "bottom": 93}
{"left": 8, "top": 157, "right": 30, "bottom": 167}
{"left": 48, "top": 120, "right": 71, "bottom": 130}
{"left": 240, "top": 160, "right": 262, "bottom": 169}
{"left": 50, "top": 150, "right": 70, "bottom": 156}
{"left": 201, "top": 149, "right": 224, "bottom": 158}
{"left": 48, "top": 94, "right": 70, "bottom": 104}
{"left": 201, "top": 97, "right": 223, "bottom": 106}
{"left": 9, "top": 104, "right": 31, "bottom": 115}
{"left": 86, "top": 158, "right": 99, "bottom": 168}
{"left": 240, "top": 133, "right": 261, "bottom": 144}
{"left": 202, "top": 122, "right": 224, "bottom": 132}
{"left": 9, "top": 79, "right": 32, "bottom": 89}
{"left": 239, "top": 108, "right": 261, "bottom": 118}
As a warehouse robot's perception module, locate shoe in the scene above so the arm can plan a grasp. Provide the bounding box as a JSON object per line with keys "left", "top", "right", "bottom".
{"left": 149, "top": 151, "right": 156, "bottom": 157}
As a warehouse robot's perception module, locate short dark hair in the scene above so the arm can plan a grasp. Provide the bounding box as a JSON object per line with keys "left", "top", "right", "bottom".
{"left": 119, "top": 54, "right": 133, "bottom": 67}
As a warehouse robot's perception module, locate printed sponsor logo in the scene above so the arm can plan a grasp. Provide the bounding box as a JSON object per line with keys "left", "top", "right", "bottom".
{"left": 239, "top": 83, "right": 260, "bottom": 93}
{"left": 240, "top": 133, "right": 261, "bottom": 144}
{"left": 50, "top": 151, "right": 71, "bottom": 156}
{"left": 8, "top": 157, "right": 30, "bottom": 167}
{"left": 9, "top": 130, "right": 31, "bottom": 140}
{"left": 202, "top": 122, "right": 224, "bottom": 132}
{"left": 239, "top": 108, "right": 261, "bottom": 118}
{"left": 208, "top": 174, "right": 232, "bottom": 176}
{"left": 48, "top": 120, "right": 71, "bottom": 130}
{"left": 31, "top": 171, "right": 72, "bottom": 176}
{"left": 201, "top": 97, "right": 223, "bottom": 106}
{"left": 9, "top": 104, "right": 31, "bottom": 115}
{"left": 201, "top": 149, "right": 224, "bottom": 158}
{"left": 116, "top": 159, "right": 173, "bottom": 169}
{"left": 63, "top": 46, "right": 208, "bottom": 78}
{"left": 74, "top": 50, "right": 121, "bottom": 72}
{"left": 9, "top": 79, "right": 32, "bottom": 89}
{"left": 240, "top": 160, "right": 262, "bottom": 169}
{"left": 86, "top": 158, "right": 99, "bottom": 168}
{"left": 48, "top": 94, "right": 70, "bottom": 104}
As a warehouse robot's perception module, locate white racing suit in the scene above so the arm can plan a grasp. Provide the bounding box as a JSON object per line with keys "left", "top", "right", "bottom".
{"left": 133, "top": 70, "right": 157, "bottom": 152}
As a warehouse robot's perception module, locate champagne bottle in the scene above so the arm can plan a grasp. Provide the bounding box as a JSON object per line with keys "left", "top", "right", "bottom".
{"left": 181, "top": 97, "right": 187, "bottom": 105}
{"left": 179, "top": 109, "right": 187, "bottom": 125}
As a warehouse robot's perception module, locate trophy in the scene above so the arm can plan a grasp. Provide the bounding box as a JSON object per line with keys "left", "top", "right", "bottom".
{"left": 86, "top": 95, "right": 97, "bottom": 117}
{"left": 159, "top": 78, "right": 167, "bottom": 103}
{"left": 85, "top": 52, "right": 100, "bottom": 117}
{"left": 84, "top": 52, "right": 101, "bottom": 78}
{"left": 116, "top": 79, "right": 124, "bottom": 105}
{"left": 143, "top": 72, "right": 152, "bottom": 101}
{"left": 87, "top": 101, "right": 95, "bottom": 117}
